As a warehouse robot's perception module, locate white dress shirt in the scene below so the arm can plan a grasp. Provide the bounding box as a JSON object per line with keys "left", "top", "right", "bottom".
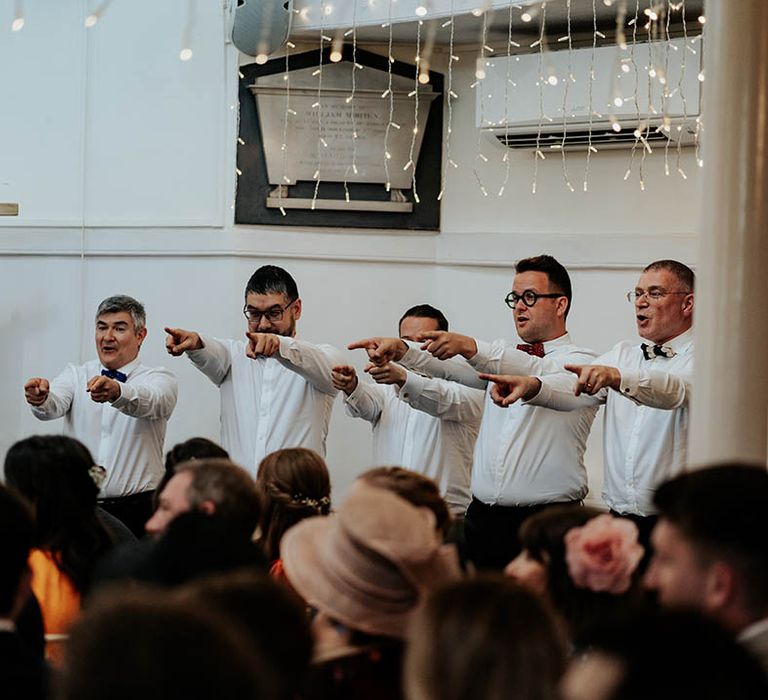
{"left": 188, "top": 335, "right": 344, "bottom": 476}
{"left": 530, "top": 328, "right": 694, "bottom": 515}
{"left": 399, "top": 334, "right": 598, "bottom": 506}
{"left": 343, "top": 370, "right": 484, "bottom": 514}
{"left": 30, "top": 357, "right": 178, "bottom": 498}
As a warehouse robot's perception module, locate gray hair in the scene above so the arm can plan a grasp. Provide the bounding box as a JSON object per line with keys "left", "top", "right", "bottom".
{"left": 95, "top": 295, "right": 146, "bottom": 333}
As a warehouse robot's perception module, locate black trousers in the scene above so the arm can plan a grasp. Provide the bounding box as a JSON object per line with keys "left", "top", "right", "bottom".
{"left": 98, "top": 490, "right": 156, "bottom": 539}
{"left": 464, "top": 497, "right": 582, "bottom": 571}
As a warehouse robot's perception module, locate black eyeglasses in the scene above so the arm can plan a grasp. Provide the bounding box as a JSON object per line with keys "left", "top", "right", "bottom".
{"left": 626, "top": 290, "right": 689, "bottom": 303}
{"left": 505, "top": 290, "right": 564, "bottom": 309}
{"left": 243, "top": 298, "right": 297, "bottom": 324}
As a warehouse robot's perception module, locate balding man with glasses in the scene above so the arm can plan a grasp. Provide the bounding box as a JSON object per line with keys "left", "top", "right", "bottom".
{"left": 483, "top": 260, "right": 695, "bottom": 550}
{"left": 350, "top": 255, "right": 597, "bottom": 569}
{"left": 165, "top": 265, "right": 344, "bottom": 477}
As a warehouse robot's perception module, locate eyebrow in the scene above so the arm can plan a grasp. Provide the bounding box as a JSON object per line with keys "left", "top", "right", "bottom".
{"left": 246, "top": 305, "right": 282, "bottom": 312}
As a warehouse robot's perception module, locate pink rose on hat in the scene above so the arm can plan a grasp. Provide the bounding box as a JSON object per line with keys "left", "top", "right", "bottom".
{"left": 564, "top": 514, "right": 644, "bottom": 595}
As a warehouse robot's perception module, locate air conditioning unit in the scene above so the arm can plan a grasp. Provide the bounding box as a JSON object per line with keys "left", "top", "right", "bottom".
{"left": 477, "top": 37, "right": 702, "bottom": 151}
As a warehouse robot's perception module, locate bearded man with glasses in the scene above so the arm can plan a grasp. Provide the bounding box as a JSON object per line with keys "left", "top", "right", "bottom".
{"left": 483, "top": 259, "right": 695, "bottom": 552}
{"left": 165, "top": 265, "right": 344, "bottom": 477}
{"left": 349, "top": 255, "right": 597, "bottom": 570}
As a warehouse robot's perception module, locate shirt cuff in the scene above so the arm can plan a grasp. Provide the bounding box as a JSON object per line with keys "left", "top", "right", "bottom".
{"left": 618, "top": 368, "right": 639, "bottom": 398}
{"left": 400, "top": 341, "right": 423, "bottom": 368}
{"left": 110, "top": 381, "right": 135, "bottom": 409}
{"left": 523, "top": 376, "right": 549, "bottom": 406}
{"left": 187, "top": 335, "right": 213, "bottom": 364}
{"left": 397, "top": 371, "right": 426, "bottom": 402}
{"left": 467, "top": 339, "right": 492, "bottom": 370}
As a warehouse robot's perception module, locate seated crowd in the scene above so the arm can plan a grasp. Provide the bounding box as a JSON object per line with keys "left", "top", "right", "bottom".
{"left": 1, "top": 434, "right": 767, "bottom": 700}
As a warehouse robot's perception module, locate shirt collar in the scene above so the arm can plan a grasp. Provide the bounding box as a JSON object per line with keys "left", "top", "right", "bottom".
{"left": 738, "top": 617, "right": 768, "bottom": 643}
{"left": 542, "top": 332, "right": 572, "bottom": 352}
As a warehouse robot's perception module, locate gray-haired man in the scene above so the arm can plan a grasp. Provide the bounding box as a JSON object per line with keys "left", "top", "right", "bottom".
{"left": 25, "top": 295, "right": 178, "bottom": 535}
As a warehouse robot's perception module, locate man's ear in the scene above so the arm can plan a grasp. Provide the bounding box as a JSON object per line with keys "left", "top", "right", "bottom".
{"left": 702, "top": 561, "right": 736, "bottom": 613}
{"left": 556, "top": 295, "right": 569, "bottom": 319}
{"left": 197, "top": 500, "right": 217, "bottom": 516}
{"left": 292, "top": 298, "right": 302, "bottom": 321}
{"left": 681, "top": 293, "right": 694, "bottom": 319}
{"left": 137, "top": 327, "right": 148, "bottom": 346}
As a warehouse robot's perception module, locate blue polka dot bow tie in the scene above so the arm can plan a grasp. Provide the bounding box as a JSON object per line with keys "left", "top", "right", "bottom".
{"left": 101, "top": 368, "right": 127, "bottom": 383}
{"left": 640, "top": 343, "right": 676, "bottom": 360}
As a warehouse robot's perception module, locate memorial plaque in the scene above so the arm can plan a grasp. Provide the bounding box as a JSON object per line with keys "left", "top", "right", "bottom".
{"left": 250, "top": 61, "right": 439, "bottom": 211}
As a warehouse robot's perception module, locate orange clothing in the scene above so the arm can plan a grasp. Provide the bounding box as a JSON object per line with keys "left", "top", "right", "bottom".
{"left": 29, "top": 549, "right": 81, "bottom": 666}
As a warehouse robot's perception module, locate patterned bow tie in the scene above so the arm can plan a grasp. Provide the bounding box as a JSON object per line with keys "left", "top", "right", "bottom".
{"left": 517, "top": 342, "right": 545, "bottom": 358}
{"left": 640, "top": 343, "right": 676, "bottom": 360}
{"left": 101, "top": 368, "right": 128, "bottom": 383}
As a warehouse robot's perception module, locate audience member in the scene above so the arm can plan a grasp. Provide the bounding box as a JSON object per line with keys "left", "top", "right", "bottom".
{"left": 25, "top": 295, "right": 178, "bottom": 536}
{"left": 281, "top": 480, "right": 462, "bottom": 700}
{"left": 155, "top": 436, "right": 229, "bottom": 506}
{"left": 561, "top": 609, "right": 768, "bottom": 700}
{"left": 506, "top": 505, "right": 646, "bottom": 650}
{"left": 405, "top": 576, "right": 566, "bottom": 700}
{"left": 165, "top": 265, "right": 344, "bottom": 475}
{"left": 645, "top": 463, "right": 768, "bottom": 673}
{"left": 333, "top": 303, "right": 483, "bottom": 515}
{"left": 4, "top": 435, "right": 113, "bottom": 662}
{"left": 255, "top": 448, "right": 331, "bottom": 581}
{"left": 180, "top": 571, "right": 312, "bottom": 700}
{"left": 0, "top": 485, "right": 48, "bottom": 700}
{"left": 60, "top": 588, "right": 276, "bottom": 700}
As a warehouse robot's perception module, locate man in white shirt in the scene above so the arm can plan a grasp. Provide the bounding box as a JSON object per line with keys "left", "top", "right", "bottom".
{"left": 164, "top": 265, "right": 344, "bottom": 476}
{"left": 350, "top": 255, "right": 597, "bottom": 569}
{"left": 644, "top": 464, "right": 768, "bottom": 675}
{"left": 485, "top": 259, "right": 695, "bottom": 546}
{"left": 332, "top": 304, "right": 483, "bottom": 515}
{"left": 24, "top": 295, "right": 178, "bottom": 536}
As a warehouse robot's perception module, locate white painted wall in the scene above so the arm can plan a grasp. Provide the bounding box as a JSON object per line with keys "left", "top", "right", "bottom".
{"left": 0, "top": 0, "right": 701, "bottom": 505}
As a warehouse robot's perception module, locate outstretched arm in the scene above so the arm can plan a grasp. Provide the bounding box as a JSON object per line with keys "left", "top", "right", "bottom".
{"left": 334, "top": 364, "right": 384, "bottom": 423}
{"left": 274, "top": 336, "right": 345, "bottom": 396}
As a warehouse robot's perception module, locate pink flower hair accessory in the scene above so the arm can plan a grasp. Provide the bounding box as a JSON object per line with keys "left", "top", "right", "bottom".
{"left": 564, "top": 514, "right": 644, "bottom": 595}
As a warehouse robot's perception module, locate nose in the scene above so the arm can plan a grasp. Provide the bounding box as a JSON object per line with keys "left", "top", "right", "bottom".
{"left": 504, "top": 556, "right": 522, "bottom": 578}
{"left": 256, "top": 315, "right": 273, "bottom": 331}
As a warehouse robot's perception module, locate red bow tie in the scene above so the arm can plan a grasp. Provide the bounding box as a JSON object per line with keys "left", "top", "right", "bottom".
{"left": 517, "top": 342, "right": 545, "bottom": 357}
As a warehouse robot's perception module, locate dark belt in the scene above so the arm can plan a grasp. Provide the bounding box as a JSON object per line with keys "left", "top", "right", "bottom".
{"left": 98, "top": 490, "right": 154, "bottom": 507}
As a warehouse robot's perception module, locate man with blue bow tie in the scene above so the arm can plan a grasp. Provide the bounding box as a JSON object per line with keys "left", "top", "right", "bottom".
{"left": 24, "top": 295, "right": 177, "bottom": 535}
{"left": 483, "top": 260, "right": 695, "bottom": 550}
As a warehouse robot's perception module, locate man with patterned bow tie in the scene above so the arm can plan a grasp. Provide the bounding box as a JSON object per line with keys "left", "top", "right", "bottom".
{"left": 483, "top": 260, "right": 695, "bottom": 549}
{"left": 24, "top": 295, "right": 177, "bottom": 535}
{"left": 349, "top": 255, "right": 597, "bottom": 569}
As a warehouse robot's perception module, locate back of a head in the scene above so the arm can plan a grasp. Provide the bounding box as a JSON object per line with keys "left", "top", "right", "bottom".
{"left": 61, "top": 587, "right": 275, "bottom": 700}
{"left": 245, "top": 265, "right": 299, "bottom": 301}
{"left": 654, "top": 463, "right": 768, "bottom": 612}
{"left": 176, "top": 458, "right": 260, "bottom": 541}
{"left": 0, "top": 485, "right": 34, "bottom": 618}
{"left": 563, "top": 609, "right": 768, "bottom": 700}
{"left": 515, "top": 254, "right": 572, "bottom": 318}
{"left": 4, "top": 435, "right": 108, "bottom": 591}
{"left": 256, "top": 448, "right": 331, "bottom": 562}
{"left": 181, "top": 571, "right": 311, "bottom": 700}
{"left": 164, "top": 437, "right": 229, "bottom": 473}
{"left": 359, "top": 467, "right": 451, "bottom": 538}
{"left": 406, "top": 576, "right": 566, "bottom": 700}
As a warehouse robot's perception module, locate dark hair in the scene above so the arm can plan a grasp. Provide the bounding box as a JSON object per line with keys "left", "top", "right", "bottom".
{"left": 518, "top": 505, "right": 644, "bottom": 649}
{"left": 0, "top": 485, "right": 34, "bottom": 617}
{"left": 256, "top": 448, "right": 331, "bottom": 563}
{"left": 245, "top": 265, "right": 299, "bottom": 302}
{"left": 515, "top": 254, "right": 573, "bottom": 318}
{"left": 643, "top": 259, "right": 695, "bottom": 292}
{"left": 175, "top": 459, "right": 261, "bottom": 541}
{"left": 580, "top": 609, "right": 768, "bottom": 699}
{"left": 95, "top": 295, "right": 146, "bottom": 333}
{"left": 406, "top": 576, "right": 567, "bottom": 700}
{"left": 181, "top": 572, "right": 312, "bottom": 700}
{"left": 359, "top": 467, "right": 451, "bottom": 537}
{"left": 653, "top": 463, "right": 768, "bottom": 615}
{"left": 61, "top": 588, "right": 275, "bottom": 700}
{"left": 398, "top": 304, "right": 449, "bottom": 333}
{"left": 156, "top": 438, "right": 230, "bottom": 505}
{"left": 4, "top": 436, "right": 112, "bottom": 593}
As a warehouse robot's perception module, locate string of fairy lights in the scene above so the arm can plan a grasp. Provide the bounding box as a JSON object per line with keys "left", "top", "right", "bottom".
{"left": 12, "top": 0, "right": 706, "bottom": 203}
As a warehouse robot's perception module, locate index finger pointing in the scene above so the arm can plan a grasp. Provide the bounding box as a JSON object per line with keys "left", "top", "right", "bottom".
{"left": 347, "top": 339, "right": 376, "bottom": 351}
{"left": 564, "top": 364, "right": 584, "bottom": 375}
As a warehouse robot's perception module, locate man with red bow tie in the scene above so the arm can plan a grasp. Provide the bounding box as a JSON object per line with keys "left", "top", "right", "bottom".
{"left": 349, "top": 255, "right": 596, "bottom": 569}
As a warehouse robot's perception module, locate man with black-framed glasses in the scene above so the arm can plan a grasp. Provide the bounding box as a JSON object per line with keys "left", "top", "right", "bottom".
{"left": 483, "top": 259, "right": 695, "bottom": 552}
{"left": 164, "top": 265, "right": 344, "bottom": 476}
{"left": 349, "top": 254, "right": 598, "bottom": 569}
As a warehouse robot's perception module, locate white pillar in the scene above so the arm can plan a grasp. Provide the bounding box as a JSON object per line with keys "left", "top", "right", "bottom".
{"left": 689, "top": 0, "right": 768, "bottom": 465}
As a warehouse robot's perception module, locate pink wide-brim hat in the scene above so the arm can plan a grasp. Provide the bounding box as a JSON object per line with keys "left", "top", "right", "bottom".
{"left": 281, "top": 480, "right": 461, "bottom": 639}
